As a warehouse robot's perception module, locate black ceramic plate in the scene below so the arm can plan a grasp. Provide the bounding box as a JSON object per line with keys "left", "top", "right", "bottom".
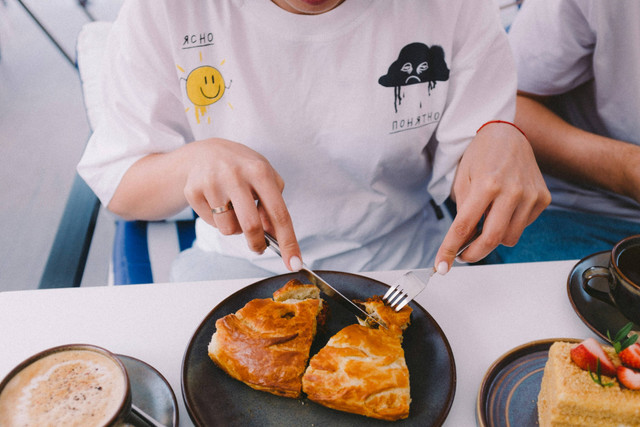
{"left": 476, "top": 338, "right": 580, "bottom": 427}
{"left": 567, "top": 251, "right": 640, "bottom": 340}
{"left": 181, "top": 271, "right": 456, "bottom": 426}
{"left": 117, "top": 354, "right": 179, "bottom": 426}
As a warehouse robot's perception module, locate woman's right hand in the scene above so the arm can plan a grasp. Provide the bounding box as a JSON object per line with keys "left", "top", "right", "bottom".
{"left": 183, "top": 138, "right": 301, "bottom": 269}
{"left": 109, "top": 137, "right": 302, "bottom": 271}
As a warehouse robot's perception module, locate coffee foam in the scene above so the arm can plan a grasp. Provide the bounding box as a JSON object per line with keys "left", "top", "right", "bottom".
{"left": 0, "top": 349, "right": 127, "bottom": 427}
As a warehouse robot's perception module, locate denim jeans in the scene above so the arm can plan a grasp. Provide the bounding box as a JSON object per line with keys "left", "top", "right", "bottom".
{"left": 484, "top": 209, "right": 640, "bottom": 264}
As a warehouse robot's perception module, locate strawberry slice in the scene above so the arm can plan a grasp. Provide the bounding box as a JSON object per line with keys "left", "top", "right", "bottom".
{"left": 617, "top": 366, "right": 640, "bottom": 390}
{"left": 570, "top": 338, "right": 617, "bottom": 377}
{"left": 620, "top": 343, "right": 640, "bottom": 369}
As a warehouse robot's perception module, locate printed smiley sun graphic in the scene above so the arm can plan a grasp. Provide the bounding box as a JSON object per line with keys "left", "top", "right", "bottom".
{"left": 187, "top": 65, "right": 225, "bottom": 106}
{"left": 179, "top": 54, "right": 232, "bottom": 124}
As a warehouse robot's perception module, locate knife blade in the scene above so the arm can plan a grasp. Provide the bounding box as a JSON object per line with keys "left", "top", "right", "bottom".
{"left": 264, "top": 232, "right": 386, "bottom": 329}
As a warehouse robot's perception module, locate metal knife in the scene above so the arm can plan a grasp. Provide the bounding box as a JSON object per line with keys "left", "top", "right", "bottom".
{"left": 264, "top": 232, "right": 386, "bottom": 329}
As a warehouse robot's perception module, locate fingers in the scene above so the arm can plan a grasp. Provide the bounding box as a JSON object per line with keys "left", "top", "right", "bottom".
{"left": 182, "top": 139, "right": 301, "bottom": 271}
{"left": 435, "top": 123, "right": 551, "bottom": 274}
{"left": 254, "top": 185, "right": 301, "bottom": 271}
{"left": 458, "top": 180, "right": 525, "bottom": 262}
{"left": 222, "top": 193, "right": 264, "bottom": 251}
{"left": 185, "top": 177, "right": 243, "bottom": 236}
{"left": 236, "top": 162, "right": 299, "bottom": 265}
{"left": 469, "top": 164, "right": 550, "bottom": 256}
{"left": 435, "top": 194, "right": 487, "bottom": 274}
{"left": 437, "top": 181, "right": 548, "bottom": 271}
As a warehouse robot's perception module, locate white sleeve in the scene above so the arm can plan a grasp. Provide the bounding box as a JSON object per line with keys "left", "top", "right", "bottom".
{"left": 428, "top": 0, "right": 517, "bottom": 204}
{"left": 77, "top": 0, "right": 193, "bottom": 208}
{"left": 508, "top": 0, "right": 595, "bottom": 95}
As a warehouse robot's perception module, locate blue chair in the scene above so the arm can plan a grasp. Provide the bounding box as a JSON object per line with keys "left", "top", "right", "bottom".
{"left": 112, "top": 219, "right": 196, "bottom": 285}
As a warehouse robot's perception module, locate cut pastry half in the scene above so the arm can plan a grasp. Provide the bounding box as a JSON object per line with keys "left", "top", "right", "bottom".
{"left": 302, "top": 297, "right": 412, "bottom": 421}
{"left": 208, "top": 279, "right": 325, "bottom": 398}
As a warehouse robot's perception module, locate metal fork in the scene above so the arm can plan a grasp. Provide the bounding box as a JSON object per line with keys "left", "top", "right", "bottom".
{"left": 383, "top": 226, "right": 482, "bottom": 311}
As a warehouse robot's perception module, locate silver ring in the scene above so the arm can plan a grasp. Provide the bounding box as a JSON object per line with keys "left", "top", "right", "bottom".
{"left": 211, "top": 201, "right": 233, "bottom": 214}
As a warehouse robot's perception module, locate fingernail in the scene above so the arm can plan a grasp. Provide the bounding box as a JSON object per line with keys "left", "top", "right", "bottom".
{"left": 289, "top": 256, "right": 303, "bottom": 272}
{"left": 436, "top": 261, "right": 449, "bottom": 275}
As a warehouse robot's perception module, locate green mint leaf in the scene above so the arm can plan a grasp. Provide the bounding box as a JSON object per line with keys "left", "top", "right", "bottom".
{"left": 614, "top": 322, "right": 634, "bottom": 343}
{"left": 608, "top": 322, "right": 637, "bottom": 353}
{"left": 621, "top": 334, "right": 639, "bottom": 352}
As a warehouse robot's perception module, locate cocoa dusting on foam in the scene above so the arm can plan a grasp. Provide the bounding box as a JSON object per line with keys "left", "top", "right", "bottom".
{"left": 0, "top": 350, "right": 127, "bottom": 427}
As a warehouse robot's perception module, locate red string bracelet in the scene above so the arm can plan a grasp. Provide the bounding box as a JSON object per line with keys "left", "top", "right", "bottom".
{"left": 477, "top": 120, "right": 527, "bottom": 139}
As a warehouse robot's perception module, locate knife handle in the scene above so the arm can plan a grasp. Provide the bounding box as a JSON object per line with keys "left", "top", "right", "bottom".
{"left": 264, "top": 232, "right": 282, "bottom": 258}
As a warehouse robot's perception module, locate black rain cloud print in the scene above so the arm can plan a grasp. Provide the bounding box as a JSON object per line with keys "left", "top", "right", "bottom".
{"left": 379, "top": 42, "right": 450, "bottom": 112}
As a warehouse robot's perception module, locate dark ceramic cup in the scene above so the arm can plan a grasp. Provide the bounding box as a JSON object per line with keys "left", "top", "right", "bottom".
{"left": 582, "top": 235, "right": 640, "bottom": 326}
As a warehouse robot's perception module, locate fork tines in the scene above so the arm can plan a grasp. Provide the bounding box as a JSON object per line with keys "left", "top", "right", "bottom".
{"left": 382, "top": 283, "right": 409, "bottom": 311}
{"left": 382, "top": 270, "right": 431, "bottom": 312}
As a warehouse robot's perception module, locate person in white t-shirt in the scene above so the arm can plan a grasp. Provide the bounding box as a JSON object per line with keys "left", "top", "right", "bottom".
{"left": 77, "top": 0, "right": 550, "bottom": 281}
{"left": 488, "top": 0, "right": 640, "bottom": 264}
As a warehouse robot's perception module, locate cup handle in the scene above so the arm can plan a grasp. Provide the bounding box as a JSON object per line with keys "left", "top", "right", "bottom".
{"left": 582, "top": 266, "right": 616, "bottom": 306}
{"left": 127, "top": 404, "right": 165, "bottom": 427}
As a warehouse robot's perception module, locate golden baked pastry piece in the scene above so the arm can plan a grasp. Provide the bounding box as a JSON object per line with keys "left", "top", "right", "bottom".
{"left": 302, "top": 298, "right": 412, "bottom": 421}
{"left": 208, "top": 279, "right": 323, "bottom": 398}
{"left": 538, "top": 341, "right": 640, "bottom": 426}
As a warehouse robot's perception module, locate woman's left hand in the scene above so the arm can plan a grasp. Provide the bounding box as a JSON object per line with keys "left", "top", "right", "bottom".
{"left": 434, "top": 122, "right": 551, "bottom": 273}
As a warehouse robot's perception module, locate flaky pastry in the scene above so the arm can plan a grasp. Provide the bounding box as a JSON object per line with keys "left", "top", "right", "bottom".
{"left": 302, "top": 298, "right": 412, "bottom": 420}
{"left": 208, "top": 279, "right": 323, "bottom": 398}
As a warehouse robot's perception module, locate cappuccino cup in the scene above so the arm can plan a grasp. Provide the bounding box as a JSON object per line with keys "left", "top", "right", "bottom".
{"left": 582, "top": 234, "right": 640, "bottom": 326}
{"left": 0, "top": 344, "right": 145, "bottom": 427}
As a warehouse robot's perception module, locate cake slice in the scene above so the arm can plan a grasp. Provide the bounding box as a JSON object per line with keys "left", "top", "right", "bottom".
{"left": 301, "top": 297, "right": 412, "bottom": 421}
{"left": 208, "top": 279, "right": 324, "bottom": 398}
{"left": 538, "top": 340, "right": 640, "bottom": 426}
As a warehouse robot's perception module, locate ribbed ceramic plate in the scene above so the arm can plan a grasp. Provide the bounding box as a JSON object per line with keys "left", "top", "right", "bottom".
{"left": 476, "top": 338, "right": 580, "bottom": 427}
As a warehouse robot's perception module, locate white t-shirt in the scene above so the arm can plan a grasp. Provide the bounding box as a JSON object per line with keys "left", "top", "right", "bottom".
{"left": 78, "top": 0, "right": 516, "bottom": 273}
{"left": 508, "top": 0, "right": 640, "bottom": 222}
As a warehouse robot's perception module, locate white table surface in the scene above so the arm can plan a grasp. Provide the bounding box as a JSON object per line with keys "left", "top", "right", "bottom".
{"left": 0, "top": 259, "right": 598, "bottom": 426}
